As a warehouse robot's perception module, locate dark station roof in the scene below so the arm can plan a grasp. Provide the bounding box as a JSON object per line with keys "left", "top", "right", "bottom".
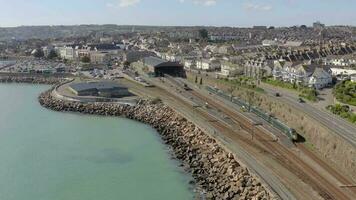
{"left": 143, "top": 56, "right": 183, "bottom": 68}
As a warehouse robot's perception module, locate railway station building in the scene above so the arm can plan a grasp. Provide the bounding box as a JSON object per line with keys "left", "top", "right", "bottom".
{"left": 142, "top": 56, "right": 186, "bottom": 78}
{"left": 68, "top": 81, "right": 130, "bottom": 98}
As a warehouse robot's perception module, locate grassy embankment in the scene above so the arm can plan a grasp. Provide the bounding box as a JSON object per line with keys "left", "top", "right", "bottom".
{"left": 263, "top": 78, "right": 318, "bottom": 102}
{"left": 333, "top": 80, "right": 356, "bottom": 106}
{"left": 326, "top": 104, "right": 356, "bottom": 124}
{"left": 217, "top": 77, "right": 265, "bottom": 93}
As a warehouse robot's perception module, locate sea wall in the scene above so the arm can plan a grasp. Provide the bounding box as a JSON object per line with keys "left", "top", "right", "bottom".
{"left": 0, "top": 74, "right": 62, "bottom": 84}
{"left": 39, "top": 91, "right": 272, "bottom": 200}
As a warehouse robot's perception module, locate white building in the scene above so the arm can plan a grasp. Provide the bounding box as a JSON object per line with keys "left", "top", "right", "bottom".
{"left": 350, "top": 74, "right": 356, "bottom": 82}
{"left": 326, "top": 58, "right": 356, "bottom": 67}
{"left": 196, "top": 59, "right": 220, "bottom": 71}
{"left": 219, "top": 61, "right": 240, "bottom": 77}
{"left": 308, "top": 68, "right": 333, "bottom": 89}
{"left": 273, "top": 61, "right": 333, "bottom": 89}
{"left": 330, "top": 68, "right": 356, "bottom": 76}
{"left": 183, "top": 59, "right": 196, "bottom": 70}
{"left": 56, "top": 46, "right": 75, "bottom": 60}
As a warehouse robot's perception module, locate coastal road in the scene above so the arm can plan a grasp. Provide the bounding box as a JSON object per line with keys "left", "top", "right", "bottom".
{"left": 261, "top": 84, "right": 356, "bottom": 147}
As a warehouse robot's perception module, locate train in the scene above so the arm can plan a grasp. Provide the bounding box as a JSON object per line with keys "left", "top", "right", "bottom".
{"left": 206, "top": 86, "right": 299, "bottom": 141}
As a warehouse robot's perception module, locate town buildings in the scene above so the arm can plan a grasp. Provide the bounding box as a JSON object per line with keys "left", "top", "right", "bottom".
{"left": 219, "top": 61, "right": 242, "bottom": 77}
{"left": 272, "top": 60, "right": 332, "bottom": 89}
{"left": 196, "top": 59, "right": 221, "bottom": 71}
{"left": 244, "top": 59, "right": 273, "bottom": 78}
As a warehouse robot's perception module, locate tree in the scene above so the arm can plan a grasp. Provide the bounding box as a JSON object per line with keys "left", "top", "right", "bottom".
{"left": 33, "top": 49, "right": 44, "bottom": 58}
{"left": 47, "top": 49, "right": 58, "bottom": 60}
{"left": 123, "top": 61, "right": 131, "bottom": 67}
{"left": 195, "top": 76, "right": 198, "bottom": 84}
{"left": 199, "top": 29, "right": 209, "bottom": 40}
{"left": 199, "top": 77, "right": 203, "bottom": 85}
{"left": 81, "top": 56, "right": 91, "bottom": 63}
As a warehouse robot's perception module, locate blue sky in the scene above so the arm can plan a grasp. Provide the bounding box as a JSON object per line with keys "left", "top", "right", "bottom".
{"left": 0, "top": 0, "right": 355, "bottom": 27}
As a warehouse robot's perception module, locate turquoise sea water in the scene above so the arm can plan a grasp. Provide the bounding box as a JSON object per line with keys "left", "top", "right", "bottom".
{"left": 0, "top": 84, "right": 193, "bottom": 200}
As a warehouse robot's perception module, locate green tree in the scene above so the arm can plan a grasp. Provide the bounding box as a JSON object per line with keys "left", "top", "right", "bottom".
{"left": 195, "top": 76, "right": 198, "bottom": 84}
{"left": 123, "top": 61, "right": 131, "bottom": 67}
{"left": 81, "top": 56, "right": 91, "bottom": 63}
{"left": 199, "top": 77, "right": 203, "bottom": 85}
{"left": 199, "top": 29, "right": 209, "bottom": 40}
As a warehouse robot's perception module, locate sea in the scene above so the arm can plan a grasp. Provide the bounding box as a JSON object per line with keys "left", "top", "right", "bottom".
{"left": 0, "top": 83, "right": 194, "bottom": 200}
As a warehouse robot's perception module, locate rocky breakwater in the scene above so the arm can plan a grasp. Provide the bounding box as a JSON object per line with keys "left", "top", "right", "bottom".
{"left": 0, "top": 75, "right": 62, "bottom": 84}
{"left": 39, "top": 91, "right": 272, "bottom": 200}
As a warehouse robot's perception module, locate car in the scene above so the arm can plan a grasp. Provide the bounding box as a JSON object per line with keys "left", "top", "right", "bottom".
{"left": 298, "top": 98, "right": 305, "bottom": 103}
{"left": 275, "top": 92, "right": 281, "bottom": 97}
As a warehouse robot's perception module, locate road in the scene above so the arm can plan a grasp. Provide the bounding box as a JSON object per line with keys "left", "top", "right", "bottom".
{"left": 122, "top": 77, "right": 356, "bottom": 200}
{"left": 261, "top": 84, "right": 356, "bottom": 147}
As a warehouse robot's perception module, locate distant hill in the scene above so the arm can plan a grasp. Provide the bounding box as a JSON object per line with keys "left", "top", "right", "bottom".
{"left": 0, "top": 25, "right": 186, "bottom": 41}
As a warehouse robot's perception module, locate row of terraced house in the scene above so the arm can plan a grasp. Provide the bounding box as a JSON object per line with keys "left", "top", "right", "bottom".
{"left": 245, "top": 59, "right": 333, "bottom": 89}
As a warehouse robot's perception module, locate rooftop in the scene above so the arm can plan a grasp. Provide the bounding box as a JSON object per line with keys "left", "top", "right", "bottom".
{"left": 143, "top": 56, "right": 168, "bottom": 67}
{"left": 69, "top": 81, "right": 126, "bottom": 92}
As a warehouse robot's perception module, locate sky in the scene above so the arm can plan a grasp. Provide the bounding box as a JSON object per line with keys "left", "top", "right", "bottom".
{"left": 0, "top": 0, "right": 355, "bottom": 27}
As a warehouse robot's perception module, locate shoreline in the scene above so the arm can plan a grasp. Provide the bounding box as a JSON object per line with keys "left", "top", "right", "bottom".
{"left": 38, "top": 89, "right": 272, "bottom": 200}
{"left": 0, "top": 74, "right": 64, "bottom": 85}
{"left": 0, "top": 74, "right": 272, "bottom": 199}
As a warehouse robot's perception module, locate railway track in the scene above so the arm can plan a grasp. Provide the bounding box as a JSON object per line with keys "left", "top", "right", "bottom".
{"left": 190, "top": 89, "right": 356, "bottom": 200}
{"left": 123, "top": 77, "right": 356, "bottom": 199}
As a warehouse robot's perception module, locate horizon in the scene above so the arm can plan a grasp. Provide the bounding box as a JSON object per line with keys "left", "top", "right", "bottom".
{"left": 1, "top": 23, "right": 355, "bottom": 29}
{"left": 0, "top": 0, "right": 356, "bottom": 27}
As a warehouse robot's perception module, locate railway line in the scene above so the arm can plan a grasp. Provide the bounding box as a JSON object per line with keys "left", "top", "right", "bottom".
{"left": 121, "top": 77, "right": 356, "bottom": 199}
{"left": 166, "top": 75, "right": 356, "bottom": 199}
{"left": 190, "top": 89, "right": 356, "bottom": 200}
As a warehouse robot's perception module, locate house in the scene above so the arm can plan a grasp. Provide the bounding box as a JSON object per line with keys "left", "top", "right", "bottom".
{"left": 90, "top": 51, "right": 111, "bottom": 64}
{"left": 219, "top": 61, "right": 241, "bottom": 77}
{"left": 245, "top": 59, "right": 273, "bottom": 78}
{"left": 196, "top": 59, "right": 221, "bottom": 71}
{"left": 350, "top": 74, "right": 356, "bottom": 82}
{"left": 308, "top": 68, "right": 333, "bottom": 89}
{"left": 325, "top": 58, "right": 356, "bottom": 67}
{"left": 124, "top": 51, "right": 156, "bottom": 63}
{"left": 330, "top": 67, "right": 356, "bottom": 76}
{"left": 273, "top": 60, "right": 332, "bottom": 89}
{"left": 262, "top": 39, "right": 279, "bottom": 46}
{"left": 183, "top": 59, "right": 196, "bottom": 70}
{"left": 218, "top": 45, "right": 235, "bottom": 54}
{"left": 56, "top": 46, "right": 75, "bottom": 60}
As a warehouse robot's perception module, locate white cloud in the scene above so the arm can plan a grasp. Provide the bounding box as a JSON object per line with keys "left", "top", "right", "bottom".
{"left": 107, "top": 0, "right": 141, "bottom": 8}
{"left": 244, "top": 3, "right": 272, "bottom": 11}
{"left": 179, "top": 0, "right": 219, "bottom": 6}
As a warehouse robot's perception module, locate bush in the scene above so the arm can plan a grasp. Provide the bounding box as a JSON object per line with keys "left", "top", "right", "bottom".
{"left": 326, "top": 104, "right": 356, "bottom": 124}
{"left": 333, "top": 81, "right": 356, "bottom": 106}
